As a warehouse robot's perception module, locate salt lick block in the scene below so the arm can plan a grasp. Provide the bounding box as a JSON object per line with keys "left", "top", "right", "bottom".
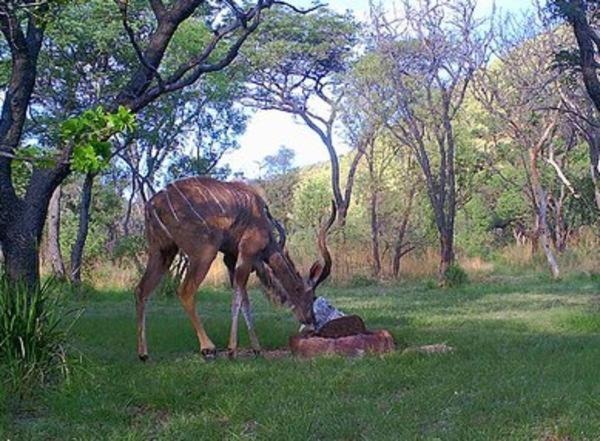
{"left": 289, "top": 329, "right": 395, "bottom": 358}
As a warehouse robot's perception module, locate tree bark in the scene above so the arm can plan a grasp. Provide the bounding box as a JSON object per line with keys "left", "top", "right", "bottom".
{"left": 567, "top": 0, "right": 600, "bottom": 113}
{"left": 439, "top": 229, "right": 455, "bottom": 279}
{"left": 586, "top": 128, "right": 600, "bottom": 211}
{"left": 47, "top": 187, "right": 66, "bottom": 278}
{"left": 530, "top": 149, "right": 560, "bottom": 279}
{"left": 70, "top": 173, "right": 95, "bottom": 284}
{"left": 392, "top": 188, "right": 416, "bottom": 278}
{"left": 369, "top": 190, "right": 381, "bottom": 278}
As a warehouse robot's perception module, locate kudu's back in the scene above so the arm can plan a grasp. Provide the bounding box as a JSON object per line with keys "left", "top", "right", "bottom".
{"left": 145, "top": 177, "right": 275, "bottom": 255}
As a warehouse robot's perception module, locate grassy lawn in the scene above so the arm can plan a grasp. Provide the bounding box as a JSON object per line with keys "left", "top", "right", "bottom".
{"left": 2, "top": 273, "right": 600, "bottom": 440}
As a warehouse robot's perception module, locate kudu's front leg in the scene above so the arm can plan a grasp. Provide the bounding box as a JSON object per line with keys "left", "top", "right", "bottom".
{"left": 229, "top": 254, "right": 261, "bottom": 358}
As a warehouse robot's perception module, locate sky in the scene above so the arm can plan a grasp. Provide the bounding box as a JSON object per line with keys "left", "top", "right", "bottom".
{"left": 222, "top": 0, "right": 533, "bottom": 178}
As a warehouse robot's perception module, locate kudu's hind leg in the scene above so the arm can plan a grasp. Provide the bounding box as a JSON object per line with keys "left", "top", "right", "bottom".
{"left": 135, "top": 246, "right": 177, "bottom": 361}
{"left": 178, "top": 248, "right": 218, "bottom": 359}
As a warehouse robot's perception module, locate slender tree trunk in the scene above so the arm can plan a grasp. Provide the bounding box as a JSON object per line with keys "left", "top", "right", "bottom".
{"left": 47, "top": 187, "right": 66, "bottom": 278}
{"left": 369, "top": 190, "right": 381, "bottom": 278}
{"left": 391, "top": 189, "right": 416, "bottom": 278}
{"left": 123, "top": 175, "right": 137, "bottom": 237}
{"left": 70, "top": 173, "right": 95, "bottom": 284}
{"left": 587, "top": 129, "right": 600, "bottom": 211}
{"left": 439, "top": 228, "right": 455, "bottom": 278}
{"left": 530, "top": 149, "right": 560, "bottom": 279}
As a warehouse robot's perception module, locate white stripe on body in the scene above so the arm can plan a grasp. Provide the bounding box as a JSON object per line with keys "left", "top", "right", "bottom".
{"left": 170, "top": 181, "right": 209, "bottom": 228}
{"left": 151, "top": 207, "right": 174, "bottom": 240}
{"left": 165, "top": 188, "right": 180, "bottom": 222}
{"left": 196, "top": 177, "right": 225, "bottom": 214}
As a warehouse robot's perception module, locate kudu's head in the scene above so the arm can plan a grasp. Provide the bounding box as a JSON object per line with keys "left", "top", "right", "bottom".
{"left": 257, "top": 205, "right": 336, "bottom": 330}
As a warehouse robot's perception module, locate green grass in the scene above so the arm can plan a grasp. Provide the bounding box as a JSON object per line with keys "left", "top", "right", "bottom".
{"left": 2, "top": 273, "right": 600, "bottom": 440}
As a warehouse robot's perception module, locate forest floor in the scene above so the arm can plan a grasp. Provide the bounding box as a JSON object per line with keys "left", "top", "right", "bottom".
{"left": 2, "top": 272, "right": 600, "bottom": 440}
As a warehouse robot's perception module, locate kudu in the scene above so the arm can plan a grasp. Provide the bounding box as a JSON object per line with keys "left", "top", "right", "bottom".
{"left": 135, "top": 176, "right": 334, "bottom": 360}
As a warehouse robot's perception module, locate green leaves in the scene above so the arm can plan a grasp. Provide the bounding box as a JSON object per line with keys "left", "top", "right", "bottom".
{"left": 14, "top": 146, "right": 56, "bottom": 169}
{"left": 61, "top": 106, "right": 135, "bottom": 173}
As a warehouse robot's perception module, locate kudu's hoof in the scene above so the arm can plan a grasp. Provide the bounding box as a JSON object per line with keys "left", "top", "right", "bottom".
{"left": 252, "top": 349, "right": 262, "bottom": 358}
{"left": 201, "top": 348, "right": 217, "bottom": 360}
{"left": 138, "top": 354, "right": 149, "bottom": 362}
{"left": 227, "top": 349, "right": 237, "bottom": 360}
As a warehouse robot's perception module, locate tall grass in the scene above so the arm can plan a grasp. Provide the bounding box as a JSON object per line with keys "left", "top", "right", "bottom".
{"left": 0, "top": 277, "right": 80, "bottom": 394}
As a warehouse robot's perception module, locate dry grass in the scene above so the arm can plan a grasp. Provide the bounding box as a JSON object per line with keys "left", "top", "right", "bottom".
{"left": 41, "top": 231, "right": 598, "bottom": 291}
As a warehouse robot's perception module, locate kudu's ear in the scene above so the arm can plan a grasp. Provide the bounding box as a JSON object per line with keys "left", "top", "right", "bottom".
{"left": 308, "top": 261, "right": 325, "bottom": 288}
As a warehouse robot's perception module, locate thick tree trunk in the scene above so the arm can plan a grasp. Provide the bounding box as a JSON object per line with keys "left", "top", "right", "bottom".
{"left": 2, "top": 191, "right": 54, "bottom": 287}
{"left": 70, "top": 173, "right": 95, "bottom": 284}
{"left": 3, "top": 226, "right": 40, "bottom": 288}
{"left": 47, "top": 187, "right": 66, "bottom": 278}
{"left": 568, "top": 0, "right": 600, "bottom": 113}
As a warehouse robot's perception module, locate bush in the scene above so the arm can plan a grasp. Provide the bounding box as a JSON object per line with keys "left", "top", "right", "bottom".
{"left": 0, "top": 277, "right": 80, "bottom": 395}
{"left": 347, "top": 274, "right": 378, "bottom": 288}
{"left": 156, "top": 272, "right": 182, "bottom": 298}
{"left": 443, "top": 264, "right": 469, "bottom": 287}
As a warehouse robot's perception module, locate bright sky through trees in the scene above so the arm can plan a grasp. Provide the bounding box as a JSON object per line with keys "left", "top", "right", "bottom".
{"left": 224, "top": 0, "right": 532, "bottom": 178}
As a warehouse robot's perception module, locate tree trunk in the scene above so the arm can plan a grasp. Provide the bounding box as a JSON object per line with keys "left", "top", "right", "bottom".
{"left": 47, "top": 187, "right": 66, "bottom": 278}
{"left": 568, "top": 0, "right": 600, "bottom": 113}
{"left": 391, "top": 188, "right": 415, "bottom": 279}
{"left": 537, "top": 189, "right": 560, "bottom": 278}
{"left": 587, "top": 128, "right": 600, "bottom": 211}
{"left": 369, "top": 190, "right": 381, "bottom": 278}
{"left": 439, "top": 229, "right": 455, "bottom": 279}
{"left": 530, "top": 149, "right": 560, "bottom": 279}
{"left": 70, "top": 173, "right": 95, "bottom": 284}
{"left": 3, "top": 225, "right": 40, "bottom": 288}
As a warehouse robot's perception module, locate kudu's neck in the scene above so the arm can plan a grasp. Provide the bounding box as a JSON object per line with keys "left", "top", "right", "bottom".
{"left": 268, "top": 251, "right": 304, "bottom": 294}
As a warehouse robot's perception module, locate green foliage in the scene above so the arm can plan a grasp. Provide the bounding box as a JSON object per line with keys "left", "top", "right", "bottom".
{"left": 443, "top": 264, "right": 469, "bottom": 287}
{"left": 62, "top": 106, "right": 135, "bottom": 174}
{"left": 456, "top": 194, "right": 495, "bottom": 256}
{"left": 247, "top": 8, "right": 357, "bottom": 75}
{"left": 292, "top": 170, "right": 332, "bottom": 230}
{"left": 112, "top": 235, "right": 146, "bottom": 262}
{"left": 59, "top": 176, "right": 125, "bottom": 269}
{"left": 156, "top": 273, "right": 182, "bottom": 299}
{"left": 0, "top": 278, "right": 80, "bottom": 395}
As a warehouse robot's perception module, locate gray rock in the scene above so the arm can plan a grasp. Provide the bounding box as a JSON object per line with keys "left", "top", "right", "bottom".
{"left": 313, "top": 296, "right": 345, "bottom": 331}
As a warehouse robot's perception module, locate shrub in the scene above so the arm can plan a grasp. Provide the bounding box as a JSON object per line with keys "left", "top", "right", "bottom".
{"left": 156, "top": 272, "right": 182, "bottom": 298}
{"left": 347, "top": 274, "right": 378, "bottom": 288}
{"left": 0, "top": 277, "right": 80, "bottom": 395}
{"left": 443, "top": 264, "right": 469, "bottom": 287}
